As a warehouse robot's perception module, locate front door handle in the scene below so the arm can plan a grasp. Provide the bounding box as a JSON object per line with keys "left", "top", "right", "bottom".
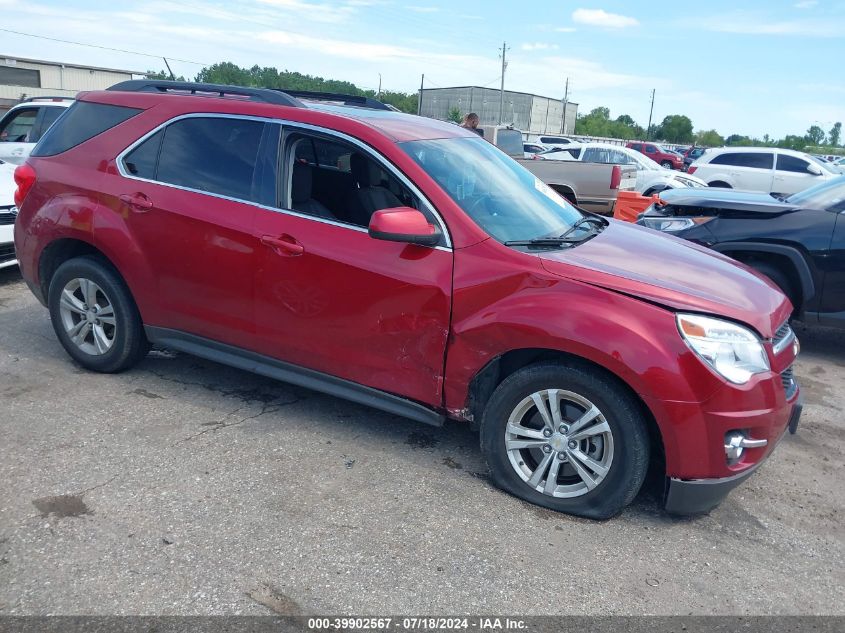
{"left": 261, "top": 234, "right": 304, "bottom": 256}
{"left": 119, "top": 192, "right": 153, "bottom": 212}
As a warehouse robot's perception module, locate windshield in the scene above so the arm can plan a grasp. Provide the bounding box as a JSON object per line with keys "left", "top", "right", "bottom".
{"left": 401, "top": 137, "right": 583, "bottom": 243}
{"left": 786, "top": 175, "right": 845, "bottom": 210}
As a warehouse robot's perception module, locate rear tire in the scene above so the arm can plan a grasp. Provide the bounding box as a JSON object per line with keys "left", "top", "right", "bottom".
{"left": 480, "top": 362, "right": 649, "bottom": 520}
{"left": 48, "top": 256, "right": 149, "bottom": 373}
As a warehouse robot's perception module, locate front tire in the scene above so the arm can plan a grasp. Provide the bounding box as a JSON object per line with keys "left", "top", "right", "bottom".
{"left": 480, "top": 362, "right": 649, "bottom": 519}
{"left": 660, "top": 160, "right": 673, "bottom": 169}
{"left": 48, "top": 256, "right": 149, "bottom": 373}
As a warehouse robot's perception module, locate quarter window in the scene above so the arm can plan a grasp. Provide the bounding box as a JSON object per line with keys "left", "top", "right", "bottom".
{"left": 776, "top": 154, "right": 811, "bottom": 173}
{"left": 710, "top": 152, "right": 773, "bottom": 169}
{"left": 123, "top": 130, "right": 163, "bottom": 179}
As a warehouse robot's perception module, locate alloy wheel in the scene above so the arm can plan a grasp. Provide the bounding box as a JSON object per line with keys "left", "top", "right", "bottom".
{"left": 58, "top": 277, "right": 117, "bottom": 356}
{"left": 504, "top": 389, "right": 614, "bottom": 498}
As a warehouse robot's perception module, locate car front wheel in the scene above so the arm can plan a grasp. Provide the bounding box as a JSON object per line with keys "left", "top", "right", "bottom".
{"left": 480, "top": 362, "right": 650, "bottom": 519}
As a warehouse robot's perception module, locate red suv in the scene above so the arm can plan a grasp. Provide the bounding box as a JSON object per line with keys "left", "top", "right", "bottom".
{"left": 13, "top": 81, "right": 801, "bottom": 519}
{"left": 627, "top": 141, "right": 684, "bottom": 170}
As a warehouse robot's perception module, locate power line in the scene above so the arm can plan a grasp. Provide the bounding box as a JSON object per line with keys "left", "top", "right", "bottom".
{"left": 0, "top": 28, "right": 210, "bottom": 66}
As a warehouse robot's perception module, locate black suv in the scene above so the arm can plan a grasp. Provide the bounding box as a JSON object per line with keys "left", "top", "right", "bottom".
{"left": 638, "top": 176, "right": 845, "bottom": 329}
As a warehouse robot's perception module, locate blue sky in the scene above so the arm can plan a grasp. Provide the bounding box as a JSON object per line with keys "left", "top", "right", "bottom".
{"left": 1, "top": 0, "right": 843, "bottom": 138}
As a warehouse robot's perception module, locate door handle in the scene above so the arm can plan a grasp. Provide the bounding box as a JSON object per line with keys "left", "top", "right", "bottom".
{"left": 261, "top": 234, "right": 304, "bottom": 256}
{"left": 119, "top": 192, "right": 153, "bottom": 212}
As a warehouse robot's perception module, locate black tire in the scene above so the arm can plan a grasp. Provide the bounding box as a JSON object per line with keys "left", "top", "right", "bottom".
{"left": 480, "top": 362, "right": 649, "bottom": 520}
{"left": 708, "top": 180, "right": 732, "bottom": 188}
{"left": 660, "top": 160, "right": 673, "bottom": 169}
{"left": 48, "top": 255, "right": 149, "bottom": 373}
{"left": 752, "top": 261, "right": 799, "bottom": 313}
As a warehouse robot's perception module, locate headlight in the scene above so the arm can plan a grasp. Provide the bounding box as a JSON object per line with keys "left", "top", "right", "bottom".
{"left": 640, "top": 215, "right": 714, "bottom": 232}
{"left": 677, "top": 314, "right": 770, "bottom": 384}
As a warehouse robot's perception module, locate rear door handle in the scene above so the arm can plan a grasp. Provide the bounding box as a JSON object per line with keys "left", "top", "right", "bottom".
{"left": 119, "top": 192, "right": 153, "bottom": 212}
{"left": 261, "top": 234, "right": 304, "bottom": 256}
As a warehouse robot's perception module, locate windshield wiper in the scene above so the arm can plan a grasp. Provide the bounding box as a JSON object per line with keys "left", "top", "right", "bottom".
{"left": 503, "top": 237, "right": 584, "bottom": 248}
{"left": 558, "top": 215, "right": 606, "bottom": 240}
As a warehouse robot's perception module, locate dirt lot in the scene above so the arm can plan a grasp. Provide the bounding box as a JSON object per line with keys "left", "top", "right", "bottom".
{"left": 0, "top": 265, "right": 842, "bottom": 615}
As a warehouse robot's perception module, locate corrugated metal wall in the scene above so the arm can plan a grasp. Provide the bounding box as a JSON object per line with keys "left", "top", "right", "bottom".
{"left": 419, "top": 87, "right": 577, "bottom": 135}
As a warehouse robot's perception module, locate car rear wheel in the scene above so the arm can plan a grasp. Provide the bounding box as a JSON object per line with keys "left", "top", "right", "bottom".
{"left": 48, "top": 256, "right": 149, "bottom": 373}
{"left": 480, "top": 362, "right": 649, "bottom": 519}
{"left": 660, "top": 160, "right": 673, "bottom": 169}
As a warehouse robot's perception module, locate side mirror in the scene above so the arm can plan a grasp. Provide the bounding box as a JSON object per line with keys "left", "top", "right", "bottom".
{"left": 807, "top": 163, "right": 823, "bottom": 176}
{"left": 368, "top": 207, "right": 440, "bottom": 246}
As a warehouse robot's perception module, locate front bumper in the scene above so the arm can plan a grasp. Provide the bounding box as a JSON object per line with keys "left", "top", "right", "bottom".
{"left": 0, "top": 223, "right": 17, "bottom": 269}
{"left": 664, "top": 395, "right": 803, "bottom": 515}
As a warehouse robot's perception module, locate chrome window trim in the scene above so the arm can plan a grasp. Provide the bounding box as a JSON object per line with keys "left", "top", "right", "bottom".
{"left": 115, "top": 112, "right": 452, "bottom": 250}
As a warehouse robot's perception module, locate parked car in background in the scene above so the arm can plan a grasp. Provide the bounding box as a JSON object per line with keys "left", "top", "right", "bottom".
{"left": 536, "top": 146, "right": 576, "bottom": 161}
{"left": 638, "top": 176, "right": 845, "bottom": 329}
{"left": 626, "top": 142, "right": 684, "bottom": 170}
{"left": 536, "top": 135, "right": 576, "bottom": 148}
{"left": 523, "top": 142, "right": 548, "bottom": 159}
{"left": 0, "top": 97, "right": 73, "bottom": 165}
{"left": 0, "top": 159, "right": 17, "bottom": 269}
{"left": 683, "top": 147, "right": 707, "bottom": 170}
{"left": 564, "top": 143, "right": 706, "bottom": 195}
{"left": 688, "top": 147, "right": 839, "bottom": 196}
{"left": 14, "top": 80, "right": 800, "bottom": 518}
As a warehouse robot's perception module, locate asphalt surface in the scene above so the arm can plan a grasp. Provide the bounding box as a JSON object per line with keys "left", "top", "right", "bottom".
{"left": 0, "top": 265, "right": 843, "bottom": 615}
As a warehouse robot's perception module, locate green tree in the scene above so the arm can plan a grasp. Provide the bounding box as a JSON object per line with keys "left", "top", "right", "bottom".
{"left": 806, "top": 125, "right": 825, "bottom": 145}
{"left": 776, "top": 135, "right": 808, "bottom": 151}
{"left": 447, "top": 106, "right": 462, "bottom": 124}
{"left": 695, "top": 129, "right": 724, "bottom": 147}
{"left": 145, "top": 69, "right": 187, "bottom": 81}
{"left": 829, "top": 122, "right": 842, "bottom": 147}
{"left": 657, "top": 115, "right": 694, "bottom": 143}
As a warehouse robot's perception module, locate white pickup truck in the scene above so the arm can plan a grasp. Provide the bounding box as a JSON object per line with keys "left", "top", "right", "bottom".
{"left": 478, "top": 125, "right": 638, "bottom": 215}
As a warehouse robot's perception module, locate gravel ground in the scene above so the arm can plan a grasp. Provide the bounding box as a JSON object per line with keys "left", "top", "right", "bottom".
{"left": 0, "top": 265, "right": 842, "bottom": 615}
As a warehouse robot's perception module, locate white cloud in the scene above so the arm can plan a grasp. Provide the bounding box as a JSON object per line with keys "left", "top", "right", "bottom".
{"left": 555, "top": 27, "right": 577, "bottom": 33}
{"left": 572, "top": 8, "right": 638, "bottom": 29}
{"left": 700, "top": 13, "right": 843, "bottom": 36}
{"left": 794, "top": 0, "right": 818, "bottom": 8}
{"left": 406, "top": 5, "right": 439, "bottom": 13}
{"left": 521, "top": 42, "right": 559, "bottom": 51}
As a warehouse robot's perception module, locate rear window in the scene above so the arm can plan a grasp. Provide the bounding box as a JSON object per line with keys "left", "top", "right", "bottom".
{"left": 496, "top": 129, "right": 524, "bottom": 157}
{"left": 709, "top": 152, "right": 773, "bottom": 169}
{"left": 31, "top": 101, "right": 141, "bottom": 157}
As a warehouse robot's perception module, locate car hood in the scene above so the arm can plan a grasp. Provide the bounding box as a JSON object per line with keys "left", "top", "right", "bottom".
{"left": 0, "top": 162, "right": 15, "bottom": 206}
{"left": 539, "top": 220, "right": 791, "bottom": 337}
{"left": 655, "top": 187, "right": 797, "bottom": 214}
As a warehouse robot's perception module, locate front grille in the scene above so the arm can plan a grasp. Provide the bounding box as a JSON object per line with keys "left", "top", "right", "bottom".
{"left": 0, "top": 208, "right": 16, "bottom": 226}
{"left": 781, "top": 365, "right": 797, "bottom": 399}
{"left": 0, "top": 243, "right": 16, "bottom": 264}
{"left": 772, "top": 320, "right": 794, "bottom": 355}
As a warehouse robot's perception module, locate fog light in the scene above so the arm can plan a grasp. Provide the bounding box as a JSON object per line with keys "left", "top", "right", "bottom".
{"left": 724, "top": 431, "right": 768, "bottom": 464}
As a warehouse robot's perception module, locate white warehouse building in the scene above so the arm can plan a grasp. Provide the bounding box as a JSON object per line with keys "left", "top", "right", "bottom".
{"left": 0, "top": 55, "right": 143, "bottom": 113}
{"left": 419, "top": 86, "right": 578, "bottom": 136}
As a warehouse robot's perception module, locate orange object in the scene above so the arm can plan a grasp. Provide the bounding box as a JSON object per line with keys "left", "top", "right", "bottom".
{"left": 613, "top": 191, "right": 664, "bottom": 223}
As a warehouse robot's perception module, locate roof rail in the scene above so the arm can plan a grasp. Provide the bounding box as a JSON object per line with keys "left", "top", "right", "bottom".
{"left": 22, "top": 96, "right": 75, "bottom": 103}
{"left": 106, "top": 80, "right": 304, "bottom": 108}
{"left": 272, "top": 89, "right": 391, "bottom": 111}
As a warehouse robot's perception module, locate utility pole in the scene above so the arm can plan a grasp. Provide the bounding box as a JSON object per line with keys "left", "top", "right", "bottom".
{"left": 377, "top": 73, "right": 382, "bottom": 99}
{"left": 162, "top": 57, "right": 175, "bottom": 81}
{"left": 646, "top": 88, "right": 655, "bottom": 140}
{"left": 498, "top": 41, "right": 509, "bottom": 125}
{"left": 560, "top": 77, "right": 570, "bottom": 134}
{"left": 417, "top": 73, "right": 424, "bottom": 115}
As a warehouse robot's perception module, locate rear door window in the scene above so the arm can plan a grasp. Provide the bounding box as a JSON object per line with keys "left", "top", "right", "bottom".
{"left": 155, "top": 117, "right": 266, "bottom": 203}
